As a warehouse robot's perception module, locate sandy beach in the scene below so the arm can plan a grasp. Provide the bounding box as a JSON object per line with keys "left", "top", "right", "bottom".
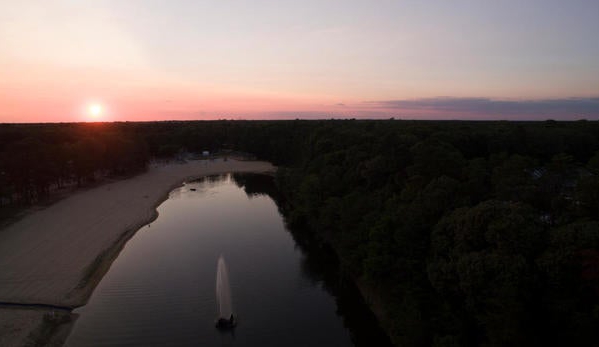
{"left": 0, "top": 159, "right": 275, "bottom": 346}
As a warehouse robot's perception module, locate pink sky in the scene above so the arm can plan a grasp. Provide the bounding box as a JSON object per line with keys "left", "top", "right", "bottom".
{"left": 1, "top": 1, "right": 598, "bottom": 122}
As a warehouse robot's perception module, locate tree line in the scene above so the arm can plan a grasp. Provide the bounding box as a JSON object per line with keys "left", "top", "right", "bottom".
{"left": 273, "top": 120, "right": 599, "bottom": 346}
{"left": 0, "top": 123, "right": 148, "bottom": 205}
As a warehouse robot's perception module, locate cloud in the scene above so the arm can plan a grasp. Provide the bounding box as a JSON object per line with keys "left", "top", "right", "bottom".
{"left": 67, "top": 97, "right": 598, "bottom": 122}
{"left": 367, "top": 97, "right": 599, "bottom": 120}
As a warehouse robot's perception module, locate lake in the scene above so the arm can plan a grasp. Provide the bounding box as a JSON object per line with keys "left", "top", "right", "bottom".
{"left": 65, "top": 173, "right": 390, "bottom": 346}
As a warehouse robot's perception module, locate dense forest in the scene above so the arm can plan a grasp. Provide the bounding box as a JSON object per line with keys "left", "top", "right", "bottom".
{"left": 272, "top": 120, "right": 599, "bottom": 346}
{"left": 0, "top": 123, "right": 149, "bottom": 206}
{"left": 1, "top": 120, "right": 599, "bottom": 346}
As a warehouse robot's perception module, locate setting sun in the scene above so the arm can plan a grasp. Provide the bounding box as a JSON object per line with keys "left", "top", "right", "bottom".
{"left": 87, "top": 103, "right": 103, "bottom": 120}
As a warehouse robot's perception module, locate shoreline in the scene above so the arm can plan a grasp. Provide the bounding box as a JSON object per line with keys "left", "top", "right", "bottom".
{"left": 0, "top": 158, "right": 275, "bottom": 346}
{"left": 66, "top": 167, "right": 276, "bottom": 310}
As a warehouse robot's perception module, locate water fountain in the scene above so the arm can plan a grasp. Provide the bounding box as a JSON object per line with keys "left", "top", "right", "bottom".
{"left": 215, "top": 255, "right": 236, "bottom": 329}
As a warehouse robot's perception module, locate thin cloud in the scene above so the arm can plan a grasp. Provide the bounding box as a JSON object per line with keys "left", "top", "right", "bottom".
{"left": 367, "top": 97, "right": 599, "bottom": 120}
{"left": 147, "top": 98, "right": 599, "bottom": 121}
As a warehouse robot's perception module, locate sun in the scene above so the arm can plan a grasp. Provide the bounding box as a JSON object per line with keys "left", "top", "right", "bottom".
{"left": 87, "top": 103, "right": 103, "bottom": 120}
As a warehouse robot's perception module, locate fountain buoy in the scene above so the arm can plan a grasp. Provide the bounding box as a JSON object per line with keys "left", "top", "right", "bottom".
{"left": 215, "top": 314, "right": 237, "bottom": 329}
{"left": 215, "top": 255, "right": 237, "bottom": 329}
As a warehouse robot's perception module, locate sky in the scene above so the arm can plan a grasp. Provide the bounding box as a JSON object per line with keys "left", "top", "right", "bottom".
{"left": 0, "top": 0, "right": 598, "bottom": 122}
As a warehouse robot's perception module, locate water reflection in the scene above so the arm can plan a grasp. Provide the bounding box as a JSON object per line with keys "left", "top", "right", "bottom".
{"left": 231, "top": 173, "right": 392, "bottom": 347}
{"left": 65, "top": 173, "right": 389, "bottom": 347}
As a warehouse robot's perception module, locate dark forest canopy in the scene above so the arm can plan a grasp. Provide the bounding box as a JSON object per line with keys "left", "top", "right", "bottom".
{"left": 1, "top": 119, "right": 599, "bottom": 346}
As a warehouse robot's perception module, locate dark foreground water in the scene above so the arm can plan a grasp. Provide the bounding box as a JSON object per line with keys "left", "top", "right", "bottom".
{"left": 65, "top": 173, "right": 390, "bottom": 347}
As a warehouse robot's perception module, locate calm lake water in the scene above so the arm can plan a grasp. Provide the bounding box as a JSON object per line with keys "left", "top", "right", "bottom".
{"left": 65, "top": 173, "right": 390, "bottom": 347}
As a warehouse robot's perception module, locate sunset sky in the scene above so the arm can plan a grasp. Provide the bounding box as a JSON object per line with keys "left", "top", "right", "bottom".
{"left": 1, "top": 0, "right": 598, "bottom": 122}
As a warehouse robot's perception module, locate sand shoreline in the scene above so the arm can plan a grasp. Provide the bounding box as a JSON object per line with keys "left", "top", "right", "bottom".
{"left": 0, "top": 159, "right": 275, "bottom": 346}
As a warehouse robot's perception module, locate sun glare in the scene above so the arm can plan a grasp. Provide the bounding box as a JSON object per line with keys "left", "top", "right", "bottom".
{"left": 87, "top": 103, "right": 103, "bottom": 120}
